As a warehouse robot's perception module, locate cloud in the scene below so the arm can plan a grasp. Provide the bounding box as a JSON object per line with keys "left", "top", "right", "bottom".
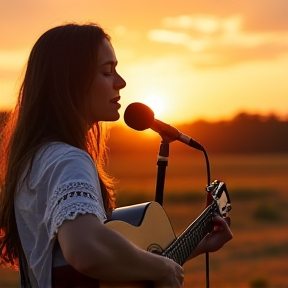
{"left": 162, "top": 14, "right": 226, "bottom": 34}
{"left": 147, "top": 30, "right": 191, "bottom": 45}
{"left": 147, "top": 14, "right": 288, "bottom": 67}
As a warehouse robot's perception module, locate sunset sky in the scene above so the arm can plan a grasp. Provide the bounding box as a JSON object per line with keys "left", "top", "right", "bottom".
{"left": 0, "top": 0, "right": 287, "bottom": 124}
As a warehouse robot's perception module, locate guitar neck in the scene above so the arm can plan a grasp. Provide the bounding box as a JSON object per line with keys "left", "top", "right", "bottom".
{"left": 162, "top": 202, "right": 216, "bottom": 265}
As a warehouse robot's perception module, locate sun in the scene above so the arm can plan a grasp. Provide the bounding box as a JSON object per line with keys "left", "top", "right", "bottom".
{"left": 141, "top": 94, "right": 166, "bottom": 118}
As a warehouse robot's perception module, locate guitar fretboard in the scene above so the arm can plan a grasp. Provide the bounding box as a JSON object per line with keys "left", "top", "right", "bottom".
{"left": 162, "top": 202, "right": 217, "bottom": 265}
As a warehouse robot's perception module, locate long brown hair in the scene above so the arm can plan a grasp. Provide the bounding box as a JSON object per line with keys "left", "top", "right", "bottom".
{"left": 0, "top": 23, "right": 116, "bottom": 268}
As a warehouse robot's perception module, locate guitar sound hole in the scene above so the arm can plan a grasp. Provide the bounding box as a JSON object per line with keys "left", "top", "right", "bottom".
{"left": 147, "top": 244, "right": 163, "bottom": 255}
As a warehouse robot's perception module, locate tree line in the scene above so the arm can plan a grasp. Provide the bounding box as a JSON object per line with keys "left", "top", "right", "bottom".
{"left": 108, "top": 112, "right": 288, "bottom": 154}
{"left": 175, "top": 112, "right": 288, "bottom": 154}
{"left": 1, "top": 111, "right": 287, "bottom": 154}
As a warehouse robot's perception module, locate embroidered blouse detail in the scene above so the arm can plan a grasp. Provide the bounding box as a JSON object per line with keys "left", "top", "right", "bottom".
{"left": 48, "top": 181, "right": 106, "bottom": 239}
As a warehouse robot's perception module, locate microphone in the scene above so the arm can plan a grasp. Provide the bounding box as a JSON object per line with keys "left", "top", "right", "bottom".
{"left": 124, "top": 102, "right": 203, "bottom": 151}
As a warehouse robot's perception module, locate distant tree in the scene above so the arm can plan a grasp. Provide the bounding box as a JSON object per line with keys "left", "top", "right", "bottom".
{"left": 177, "top": 112, "right": 288, "bottom": 154}
{"left": 2, "top": 111, "right": 287, "bottom": 154}
{"left": 108, "top": 112, "right": 288, "bottom": 154}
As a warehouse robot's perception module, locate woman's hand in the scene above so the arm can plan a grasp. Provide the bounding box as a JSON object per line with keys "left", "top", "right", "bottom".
{"left": 154, "top": 257, "right": 184, "bottom": 288}
{"left": 201, "top": 216, "right": 233, "bottom": 252}
{"left": 188, "top": 215, "right": 233, "bottom": 259}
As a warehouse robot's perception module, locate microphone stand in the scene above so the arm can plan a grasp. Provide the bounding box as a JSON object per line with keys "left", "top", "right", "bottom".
{"left": 155, "top": 140, "right": 169, "bottom": 206}
{"left": 141, "top": 140, "right": 169, "bottom": 288}
{"left": 154, "top": 136, "right": 212, "bottom": 288}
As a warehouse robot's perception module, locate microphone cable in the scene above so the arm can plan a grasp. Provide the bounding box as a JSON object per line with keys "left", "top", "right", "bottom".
{"left": 200, "top": 145, "right": 211, "bottom": 288}
{"left": 191, "top": 142, "right": 211, "bottom": 288}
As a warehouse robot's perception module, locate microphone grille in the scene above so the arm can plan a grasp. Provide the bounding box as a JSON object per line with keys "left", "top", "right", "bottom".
{"left": 124, "top": 102, "right": 154, "bottom": 131}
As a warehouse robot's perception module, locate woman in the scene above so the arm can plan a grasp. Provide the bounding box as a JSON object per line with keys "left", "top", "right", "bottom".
{"left": 0, "top": 23, "right": 232, "bottom": 288}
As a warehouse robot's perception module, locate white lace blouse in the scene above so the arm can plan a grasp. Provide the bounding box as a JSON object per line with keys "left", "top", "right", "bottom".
{"left": 14, "top": 142, "right": 107, "bottom": 288}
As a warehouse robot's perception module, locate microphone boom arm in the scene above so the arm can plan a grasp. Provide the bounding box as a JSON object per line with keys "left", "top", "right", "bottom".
{"left": 152, "top": 119, "right": 204, "bottom": 151}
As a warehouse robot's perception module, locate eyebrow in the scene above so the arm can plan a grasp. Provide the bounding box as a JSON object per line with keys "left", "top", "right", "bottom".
{"left": 99, "top": 60, "right": 118, "bottom": 67}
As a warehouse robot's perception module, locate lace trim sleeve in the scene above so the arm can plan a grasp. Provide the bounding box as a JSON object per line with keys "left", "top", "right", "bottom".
{"left": 47, "top": 181, "right": 107, "bottom": 240}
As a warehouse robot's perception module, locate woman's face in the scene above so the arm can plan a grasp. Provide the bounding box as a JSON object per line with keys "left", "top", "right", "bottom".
{"left": 89, "top": 38, "right": 126, "bottom": 123}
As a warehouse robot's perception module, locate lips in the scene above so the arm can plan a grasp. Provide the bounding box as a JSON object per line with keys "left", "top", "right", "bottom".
{"left": 110, "top": 96, "right": 121, "bottom": 103}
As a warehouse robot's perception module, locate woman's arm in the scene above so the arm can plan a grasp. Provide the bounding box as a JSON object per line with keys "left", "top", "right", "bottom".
{"left": 57, "top": 214, "right": 184, "bottom": 287}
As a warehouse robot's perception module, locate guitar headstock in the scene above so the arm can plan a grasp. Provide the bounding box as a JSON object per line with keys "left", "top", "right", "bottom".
{"left": 206, "top": 180, "right": 232, "bottom": 219}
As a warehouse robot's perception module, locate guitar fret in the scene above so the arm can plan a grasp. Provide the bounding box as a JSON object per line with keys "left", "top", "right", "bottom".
{"left": 175, "top": 221, "right": 204, "bottom": 264}
{"left": 163, "top": 203, "right": 216, "bottom": 265}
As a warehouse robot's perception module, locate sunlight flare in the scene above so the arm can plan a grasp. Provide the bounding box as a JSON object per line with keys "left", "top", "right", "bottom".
{"left": 140, "top": 93, "right": 167, "bottom": 118}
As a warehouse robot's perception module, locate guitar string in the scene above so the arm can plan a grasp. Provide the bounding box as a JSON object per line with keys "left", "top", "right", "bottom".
{"left": 163, "top": 210, "right": 210, "bottom": 264}
{"left": 162, "top": 202, "right": 217, "bottom": 265}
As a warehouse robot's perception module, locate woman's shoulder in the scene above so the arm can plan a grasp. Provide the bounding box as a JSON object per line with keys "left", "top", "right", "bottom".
{"left": 37, "top": 142, "right": 91, "bottom": 163}
{"left": 29, "top": 142, "right": 96, "bottom": 184}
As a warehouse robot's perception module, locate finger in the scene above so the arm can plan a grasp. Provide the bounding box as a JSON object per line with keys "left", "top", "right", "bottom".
{"left": 211, "top": 216, "right": 233, "bottom": 239}
{"left": 176, "top": 266, "right": 184, "bottom": 285}
{"left": 212, "top": 216, "right": 229, "bottom": 228}
{"left": 224, "top": 217, "right": 231, "bottom": 227}
{"left": 177, "top": 268, "right": 184, "bottom": 284}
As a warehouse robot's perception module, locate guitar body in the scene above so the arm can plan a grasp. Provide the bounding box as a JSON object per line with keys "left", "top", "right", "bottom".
{"left": 98, "top": 202, "right": 176, "bottom": 288}
{"left": 53, "top": 199, "right": 221, "bottom": 288}
{"left": 53, "top": 202, "right": 176, "bottom": 288}
{"left": 105, "top": 201, "right": 176, "bottom": 254}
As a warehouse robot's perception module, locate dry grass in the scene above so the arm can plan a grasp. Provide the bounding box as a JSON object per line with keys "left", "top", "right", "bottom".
{"left": 111, "top": 152, "right": 288, "bottom": 288}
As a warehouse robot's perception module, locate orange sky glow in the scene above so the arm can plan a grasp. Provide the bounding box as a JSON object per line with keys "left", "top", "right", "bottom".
{"left": 0, "top": 0, "right": 287, "bottom": 124}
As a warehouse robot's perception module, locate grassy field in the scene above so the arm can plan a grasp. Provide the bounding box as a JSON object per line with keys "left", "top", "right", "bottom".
{"left": 1, "top": 152, "right": 288, "bottom": 288}
{"left": 111, "top": 152, "right": 288, "bottom": 288}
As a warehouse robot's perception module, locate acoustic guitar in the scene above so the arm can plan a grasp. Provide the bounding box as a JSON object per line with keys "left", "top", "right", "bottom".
{"left": 53, "top": 181, "right": 231, "bottom": 288}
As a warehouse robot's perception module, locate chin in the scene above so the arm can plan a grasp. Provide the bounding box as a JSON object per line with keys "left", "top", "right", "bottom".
{"left": 92, "top": 111, "right": 120, "bottom": 123}
{"left": 104, "top": 113, "right": 120, "bottom": 122}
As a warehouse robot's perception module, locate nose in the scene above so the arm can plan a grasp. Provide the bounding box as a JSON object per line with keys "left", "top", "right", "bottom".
{"left": 114, "top": 73, "right": 126, "bottom": 90}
